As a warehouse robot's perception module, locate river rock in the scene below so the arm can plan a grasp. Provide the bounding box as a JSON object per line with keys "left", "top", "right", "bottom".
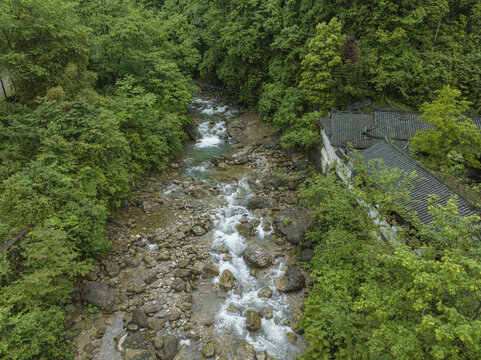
{"left": 82, "top": 282, "right": 122, "bottom": 312}
{"left": 122, "top": 332, "right": 156, "bottom": 359}
{"left": 158, "top": 334, "right": 178, "bottom": 360}
{"left": 263, "top": 175, "right": 283, "bottom": 189}
{"left": 131, "top": 308, "right": 149, "bottom": 328}
{"left": 201, "top": 342, "right": 216, "bottom": 358}
{"left": 301, "top": 248, "right": 315, "bottom": 262}
{"left": 192, "top": 225, "right": 206, "bottom": 236}
{"left": 258, "top": 287, "right": 273, "bottom": 298}
{"left": 274, "top": 207, "right": 310, "bottom": 245}
{"left": 184, "top": 123, "right": 202, "bottom": 140}
{"left": 144, "top": 269, "right": 157, "bottom": 285}
{"left": 211, "top": 155, "right": 225, "bottom": 165}
{"left": 219, "top": 269, "right": 236, "bottom": 291}
{"left": 126, "top": 256, "right": 141, "bottom": 267}
{"left": 171, "top": 278, "right": 186, "bottom": 292}
{"left": 246, "top": 310, "right": 261, "bottom": 331}
{"left": 274, "top": 266, "right": 305, "bottom": 292}
{"left": 142, "top": 201, "right": 153, "bottom": 213}
{"left": 242, "top": 246, "right": 272, "bottom": 268}
{"left": 246, "top": 196, "right": 270, "bottom": 210}
{"left": 236, "top": 222, "right": 255, "bottom": 238}
{"left": 105, "top": 262, "right": 120, "bottom": 277}
{"left": 237, "top": 341, "right": 257, "bottom": 359}
{"left": 202, "top": 262, "right": 220, "bottom": 278}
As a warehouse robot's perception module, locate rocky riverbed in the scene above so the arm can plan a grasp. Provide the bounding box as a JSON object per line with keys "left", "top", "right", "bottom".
{"left": 69, "top": 93, "right": 315, "bottom": 360}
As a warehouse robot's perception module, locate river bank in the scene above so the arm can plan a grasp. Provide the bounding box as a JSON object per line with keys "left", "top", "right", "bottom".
{"left": 69, "top": 92, "right": 314, "bottom": 360}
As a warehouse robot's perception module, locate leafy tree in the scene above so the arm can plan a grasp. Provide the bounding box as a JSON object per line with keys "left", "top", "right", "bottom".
{"left": 411, "top": 86, "right": 481, "bottom": 169}
{"left": 0, "top": 0, "right": 89, "bottom": 103}
{"left": 299, "top": 17, "right": 345, "bottom": 110}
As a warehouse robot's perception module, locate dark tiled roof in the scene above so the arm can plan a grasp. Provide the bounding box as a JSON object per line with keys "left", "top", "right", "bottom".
{"left": 359, "top": 142, "right": 479, "bottom": 226}
{"left": 321, "top": 111, "right": 481, "bottom": 149}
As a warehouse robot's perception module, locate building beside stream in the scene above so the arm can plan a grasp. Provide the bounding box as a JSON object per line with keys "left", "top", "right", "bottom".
{"left": 319, "top": 110, "right": 481, "bottom": 235}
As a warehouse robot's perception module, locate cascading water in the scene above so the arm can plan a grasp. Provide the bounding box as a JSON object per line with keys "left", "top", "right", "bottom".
{"left": 185, "top": 97, "right": 301, "bottom": 359}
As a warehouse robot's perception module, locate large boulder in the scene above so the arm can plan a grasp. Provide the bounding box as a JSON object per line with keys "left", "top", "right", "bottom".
{"left": 245, "top": 310, "right": 262, "bottom": 331}
{"left": 82, "top": 282, "right": 122, "bottom": 312}
{"left": 246, "top": 196, "right": 270, "bottom": 210}
{"left": 201, "top": 342, "right": 216, "bottom": 358}
{"left": 263, "top": 175, "right": 283, "bottom": 190}
{"left": 131, "top": 308, "right": 149, "bottom": 328}
{"left": 122, "top": 332, "right": 156, "bottom": 360}
{"left": 274, "top": 266, "right": 305, "bottom": 292}
{"left": 219, "top": 269, "right": 236, "bottom": 291}
{"left": 158, "top": 334, "right": 178, "bottom": 360}
{"left": 236, "top": 222, "right": 255, "bottom": 238}
{"left": 274, "top": 207, "right": 310, "bottom": 245}
{"left": 242, "top": 246, "right": 272, "bottom": 268}
{"left": 202, "top": 262, "right": 220, "bottom": 279}
{"left": 184, "top": 123, "right": 202, "bottom": 140}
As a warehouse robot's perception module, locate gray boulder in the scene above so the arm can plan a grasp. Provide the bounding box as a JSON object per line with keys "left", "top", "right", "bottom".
{"left": 246, "top": 196, "right": 270, "bottom": 210}
{"left": 274, "top": 207, "right": 310, "bottom": 245}
{"left": 236, "top": 222, "right": 255, "bottom": 238}
{"left": 274, "top": 266, "right": 305, "bottom": 292}
{"left": 82, "top": 282, "right": 122, "bottom": 312}
{"left": 131, "top": 308, "right": 149, "bottom": 328}
{"left": 242, "top": 246, "right": 272, "bottom": 268}
{"left": 122, "top": 332, "right": 156, "bottom": 360}
{"left": 219, "top": 269, "right": 236, "bottom": 291}
{"left": 263, "top": 175, "right": 283, "bottom": 189}
{"left": 246, "top": 310, "right": 261, "bottom": 331}
{"left": 202, "top": 262, "right": 220, "bottom": 279}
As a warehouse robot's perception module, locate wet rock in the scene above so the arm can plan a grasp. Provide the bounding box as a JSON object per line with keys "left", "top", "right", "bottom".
{"left": 301, "top": 248, "right": 315, "bottom": 262}
{"left": 177, "top": 224, "right": 191, "bottom": 233}
{"left": 211, "top": 155, "right": 225, "bottom": 166}
{"left": 246, "top": 196, "right": 271, "bottom": 210}
{"left": 219, "top": 269, "right": 236, "bottom": 291}
{"left": 142, "top": 201, "right": 153, "bottom": 213}
{"left": 242, "top": 246, "right": 272, "bottom": 268}
{"left": 158, "top": 334, "right": 178, "bottom": 360}
{"left": 287, "top": 332, "right": 297, "bottom": 343}
{"left": 171, "top": 278, "right": 186, "bottom": 292}
{"left": 237, "top": 341, "right": 257, "bottom": 359}
{"left": 144, "top": 255, "right": 157, "bottom": 268}
{"left": 178, "top": 258, "right": 190, "bottom": 268}
{"left": 105, "top": 262, "right": 120, "bottom": 277}
{"left": 217, "top": 163, "right": 229, "bottom": 171}
{"left": 82, "top": 282, "right": 122, "bottom": 312}
{"left": 261, "top": 307, "right": 273, "bottom": 320}
{"left": 201, "top": 342, "right": 216, "bottom": 358}
{"left": 131, "top": 308, "right": 149, "bottom": 328}
{"left": 169, "top": 309, "right": 182, "bottom": 321}
{"left": 192, "top": 225, "right": 206, "bottom": 236}
{"left": 258, "top": 287, "right": 273, "bottom": 298}
{"left": 274, "top": 266, "right": 305, "bottom": 292}
{"left": 262, "top": 138, "right": 281, "bottom": 149}
{"left": 122, "top": 332, "right": 156, "bottom": 355}
{"left": 236, "top": 222, "right": 255, "bottom": 238}
{"left": 263, "top": 175, "right": 283, "bottom": 189}
{"left": 174, "top": 268, "right": 192, "bottom": 279}
{"left": 144, "top": 269, "right": 157, "bottom": 285}
{"left": 202, "top": 262, "right": 220, "bottom": 279}
{"left": 126, "top": 256, "right": 141, "bottom": 267}
{"left": 274, "top": 207, "right": 310, "bottom": 245}
{"left": 143, "top": 302, "right": 163, "bottom": 314}
{"left": 184, "top": 123, "right": 202, "bottom": 140}
{"left": 246, "top": 309, "right": 262, "bottom": 331}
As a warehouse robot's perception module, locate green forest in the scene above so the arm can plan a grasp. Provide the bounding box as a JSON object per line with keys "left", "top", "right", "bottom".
{"left": 0, "top": 0, "right": 480, "bottom": 359}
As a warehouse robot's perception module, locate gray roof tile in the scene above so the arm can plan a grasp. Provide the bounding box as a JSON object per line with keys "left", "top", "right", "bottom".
{"left": 359, "top": 142, "right": 479, "bottom": 226}
{"left": 321, "top": 111, "right": 481, "bottom": 149}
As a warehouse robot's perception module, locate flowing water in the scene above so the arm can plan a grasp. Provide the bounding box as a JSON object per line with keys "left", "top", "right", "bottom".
{"left": 172, "top": 97, "right": 302, "bottom": 359}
